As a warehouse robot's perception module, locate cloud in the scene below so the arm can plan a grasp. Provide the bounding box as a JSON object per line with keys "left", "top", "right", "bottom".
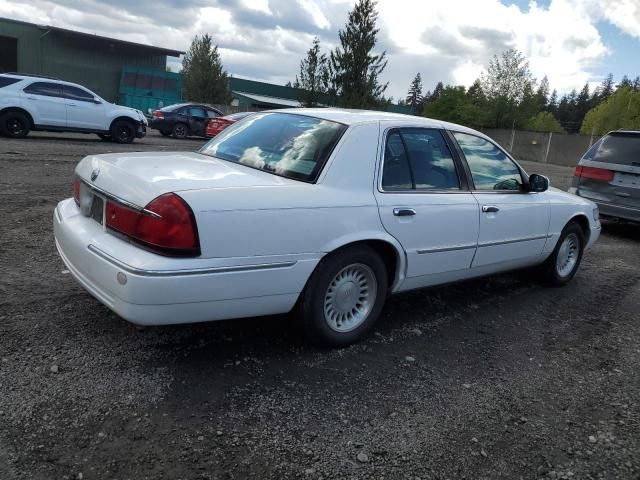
{"left": 0, "top": 0, "right": 637, "bottom": 101}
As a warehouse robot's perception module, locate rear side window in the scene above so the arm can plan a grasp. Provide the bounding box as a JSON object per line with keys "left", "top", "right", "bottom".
{"left": 594, "top": 134, "right": 640, "bottom": 166}
{"left": 206, "top": 109, "right": 221, "bottom": 118}
{"left": 62, "top": 85, "right": 95, "bottom": 102}
{"left": 382, "top": 128, "right": 460, "bottom": 191}
{"left": 23, "top": 82, "right": 63, "bottom": 98}
{"left": 581, "top": 138, "right": 603, "bottom": 161}
{"left": 0, "top": 76, "right": 21, "bottom": 88}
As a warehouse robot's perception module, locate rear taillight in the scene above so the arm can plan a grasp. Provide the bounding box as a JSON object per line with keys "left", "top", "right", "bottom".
{"left": 106, "top": 193, "right": 200, "bottom": 256}
{"left": 73, "top": 177, "right": 80, "bottom": 205}
{"left": 153, "top": 111, "right": 164, "bottom": 119}
{"left": 574, "top": 165, "right": 614, "bottom": 182}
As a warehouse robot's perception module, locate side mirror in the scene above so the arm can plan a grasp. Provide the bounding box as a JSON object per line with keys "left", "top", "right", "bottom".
{"left": 529, "top": 173, "right": 549, "bottom": 192}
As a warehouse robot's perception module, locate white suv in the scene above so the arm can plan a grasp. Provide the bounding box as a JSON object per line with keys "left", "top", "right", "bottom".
{"left": 0, "top": 74, "right": 147, "bottom": 143}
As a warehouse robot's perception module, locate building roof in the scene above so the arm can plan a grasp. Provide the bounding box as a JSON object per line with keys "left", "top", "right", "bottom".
{"left": 0, "top": 17, "right": 184, "bottom": 57}
{"left": 232, "top": 91, "right": 302, "bottom": 108}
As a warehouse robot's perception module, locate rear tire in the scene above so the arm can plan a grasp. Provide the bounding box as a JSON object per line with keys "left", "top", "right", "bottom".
{"left": 110, "top": 120, "right": 136, "bottom": 144}
{"left": 172, "top": 123, "right": 188, "bottom": 139}
{"left": 539, "top": 222, "right": 585, "bottom": 286}
{"left": 300, "top": 245, "right": 388, "bottom": 348}
{"left": 0, "top": 111, "right": 31, "bottom": 138}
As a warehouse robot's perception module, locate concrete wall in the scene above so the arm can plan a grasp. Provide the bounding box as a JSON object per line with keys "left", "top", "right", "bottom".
{"left": 481, "top": 128, "right": 597, "bottom": 167}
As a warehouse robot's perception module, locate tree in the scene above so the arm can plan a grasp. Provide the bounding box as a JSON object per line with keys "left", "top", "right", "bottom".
{"left": 617, "top": 75, "right": 633, "bottom": 90}
{"left": 548, "top": 89, "right": 558, "bottom": 115}
{"left": 480, "top": 48, "right": 535, "bottom": 128}
{"left": 581, "top": 87, "right": 640, "bottom": 135}
{"left": 593, "top": 73, "right": 614, "bottom": 103}
{"left": 430, "top": 81, "right": 444, "bottom": 102}
{"left": 405, "top": 73, "right": 423, "bottom": 114}
{"left": 527, "top": 111, "right": 565, "bottom": 133}
{"left": 633, "top": 76, "right": 640, "bottom": 92}
{"left": 182, "top": 34, "right": 231, "bottom": 104}
{"left": 330, "top": 0, "right": 388, "bottom": 108}
{"left": 423, "top": 84, "right": 491, "bottom": 128}
{"left": 296, "top": 37, "right": 329, "bottom": 107}
{"left": 535, "top": 75, "right": 550, "bottom": 111}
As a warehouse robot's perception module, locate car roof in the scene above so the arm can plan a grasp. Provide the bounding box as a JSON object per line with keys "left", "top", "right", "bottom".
{"left": 0, "top": 73, "right": 90, "bottom": 90}
{"left": 270, "top": 108, "right": 485, "bottom": 136}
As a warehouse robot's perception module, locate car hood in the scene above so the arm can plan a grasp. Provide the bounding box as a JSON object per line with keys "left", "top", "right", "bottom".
{"left": 75, "top": 151, "right": 295, "bottom": 207}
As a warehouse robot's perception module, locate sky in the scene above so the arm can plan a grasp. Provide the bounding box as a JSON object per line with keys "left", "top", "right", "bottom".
{"left": 0, "top": 0, "right": 639, "bottom": 101}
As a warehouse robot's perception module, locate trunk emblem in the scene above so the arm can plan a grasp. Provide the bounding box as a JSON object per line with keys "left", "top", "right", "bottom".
{"left": 91, "top": 168, "right": 100, "bottom": 182}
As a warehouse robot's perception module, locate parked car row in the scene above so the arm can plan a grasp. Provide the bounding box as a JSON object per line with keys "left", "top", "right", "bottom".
{"left": 0, "top": 72, "right": 253, "bottom": 143}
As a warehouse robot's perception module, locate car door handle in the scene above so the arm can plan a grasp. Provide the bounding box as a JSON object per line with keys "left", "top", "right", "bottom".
{"left": 67, "top": 103, "right": 77, "bottom": 107}
{"left": 393, "top": 208, "right": 416, "bottom": 217}
{"left": 482, "top": 205, "right": 500, "bottom": 213}
{"left": 614, "top": 191, "right": 631, "bottom": 198}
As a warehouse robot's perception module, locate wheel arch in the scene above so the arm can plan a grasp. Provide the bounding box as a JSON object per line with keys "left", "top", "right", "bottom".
{"left": 0, "top": 107, "right": 34, "bottom": 128}
{"left": 108, "top": 115, "right": 137, "bottom": 131}
{"left": 317, "top": 234, "right": 406, "bottom": 292}
{"left": 567, "top": 213, "right": 591, "bottom": 244}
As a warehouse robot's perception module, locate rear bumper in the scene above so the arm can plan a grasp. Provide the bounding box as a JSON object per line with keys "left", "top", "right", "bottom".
{"left": 572, "top": 188, "right": 640, "bottom": 223}
{"left": 53, "top": 199, "right": 317, "bottom": 326}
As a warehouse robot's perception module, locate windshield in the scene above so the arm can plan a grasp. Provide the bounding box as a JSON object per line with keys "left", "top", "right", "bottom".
{"left": 199, "top": 112, "right": 347, "bottom": 182}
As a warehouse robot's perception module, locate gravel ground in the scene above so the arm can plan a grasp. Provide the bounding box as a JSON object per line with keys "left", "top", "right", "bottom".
{"left": 1, "top": 131, "right": 639, "bottom": 480}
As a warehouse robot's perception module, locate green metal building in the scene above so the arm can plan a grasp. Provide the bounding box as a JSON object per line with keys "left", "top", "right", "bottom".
{"left": 0, "top": 17, "right": 183, "bottom": 103}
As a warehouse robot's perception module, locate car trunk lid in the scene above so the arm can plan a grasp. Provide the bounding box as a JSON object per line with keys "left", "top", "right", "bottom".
{"left": 75, "top": 151, "right": 295, "bottom": 208}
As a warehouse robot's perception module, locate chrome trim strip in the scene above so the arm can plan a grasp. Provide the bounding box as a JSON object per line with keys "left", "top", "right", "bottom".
{"left": 417, "top": 244, "right": 476, "bottom": 254}
{"left": 87, "top": 245, "right": 297, "bottom": 277}
{"left": 478, "top": 235, "right": 548, "bottom": 248}
{"left": 80, "top": 180, "right": 161, "bottom": 218}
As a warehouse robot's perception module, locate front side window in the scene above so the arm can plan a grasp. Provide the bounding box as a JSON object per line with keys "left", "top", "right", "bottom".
{"left": 381, "top": 128, "right": 460, "bottom": 191}
{"left": 23, "top": 82, "right": 63, "bottom": 98}
{"left": 453, "top": 132, "right": 523, "bottom": 191}
{"left": 199, "top": 112, "right": 347, "bottom": 182}
{"left": 63, "top": 85, "right": 95, "bottom": 102}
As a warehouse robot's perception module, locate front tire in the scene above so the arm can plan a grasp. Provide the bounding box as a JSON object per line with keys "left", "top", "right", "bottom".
{"left": 110, "top": 120, "right": 136, "bottom": 144}
{"left": 0, "top": 111, "right": 31, "bottom": 138}
{"left": 540, "top": 222, "right": 585, "bottom": 286}
{"left": 300, "top": 245, "right": 388, "bottom": 347}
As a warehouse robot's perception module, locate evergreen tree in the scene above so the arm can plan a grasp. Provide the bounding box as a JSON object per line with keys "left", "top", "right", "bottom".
{"left": 430, "top": 82, "right": 444, "bottom": 102}
{"left": 330, "top": 0, "right": 388, "bottom": 108}
{"left": 633, "top": 76, "right": 640, "bottom": 92}
{"left": 296, "top": 37, "right": 329, "bottom": 107}
{"left": 405, "top": 73, "right": 424, "bottom": 114}
{"left": 575, "top": 83, "right": 591, "bottom": 127}
{"left": 548, "top": 89, "right": 558, "bottom": 115}
{"left": 617, "top": 75, "right": 633, "bottom": 89}
{"left": 182, "top": 34, "right": 231, "bottom": 104}
{"left": 535, "top": 75, "right": 550, "bottom": 110}
{"left": 595, "top": 73, "right": 614, "bottom": 102}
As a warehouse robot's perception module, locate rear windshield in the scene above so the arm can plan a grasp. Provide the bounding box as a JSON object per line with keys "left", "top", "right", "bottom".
{"left": 0, "top": 76, "right": 21, "bottom": 88}
{"left": 199, "top": 112, "right": 347, "bottom": 183}
{"left": 594, "top": 133, "right": 640, "bottom": 166}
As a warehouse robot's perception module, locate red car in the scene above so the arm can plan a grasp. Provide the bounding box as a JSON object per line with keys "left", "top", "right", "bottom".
{"left": 206, "top": 111, "right": 253, "bottom": 137}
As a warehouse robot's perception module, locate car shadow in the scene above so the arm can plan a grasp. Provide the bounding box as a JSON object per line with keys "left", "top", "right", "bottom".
{"left": 601, "top": 220, "right": 640, "bottom": 241}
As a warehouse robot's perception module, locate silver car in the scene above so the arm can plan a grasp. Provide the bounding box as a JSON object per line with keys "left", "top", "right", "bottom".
{"left": 570, "top": 130, "right": 640, "bottom": 223}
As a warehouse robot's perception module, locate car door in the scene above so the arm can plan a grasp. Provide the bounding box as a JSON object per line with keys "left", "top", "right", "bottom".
{"left": 187, "top": 106, "right": 208, "bottom": 137}
{"left": 374, "top": 127, "right": 480, "bottom": 286}
{"left": 21, "top": 81, "right": 67, "bottom": 127}
{"left": 450, "top": 131, "right": 551, "bottom": 268}
{"left": 62, "top": 85, "right": 106, "bottom": 131}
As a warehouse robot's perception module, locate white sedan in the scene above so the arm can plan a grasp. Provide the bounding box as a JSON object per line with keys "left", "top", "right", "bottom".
{"left": 54, "top": 109, "right": 601, "bottom": 346}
